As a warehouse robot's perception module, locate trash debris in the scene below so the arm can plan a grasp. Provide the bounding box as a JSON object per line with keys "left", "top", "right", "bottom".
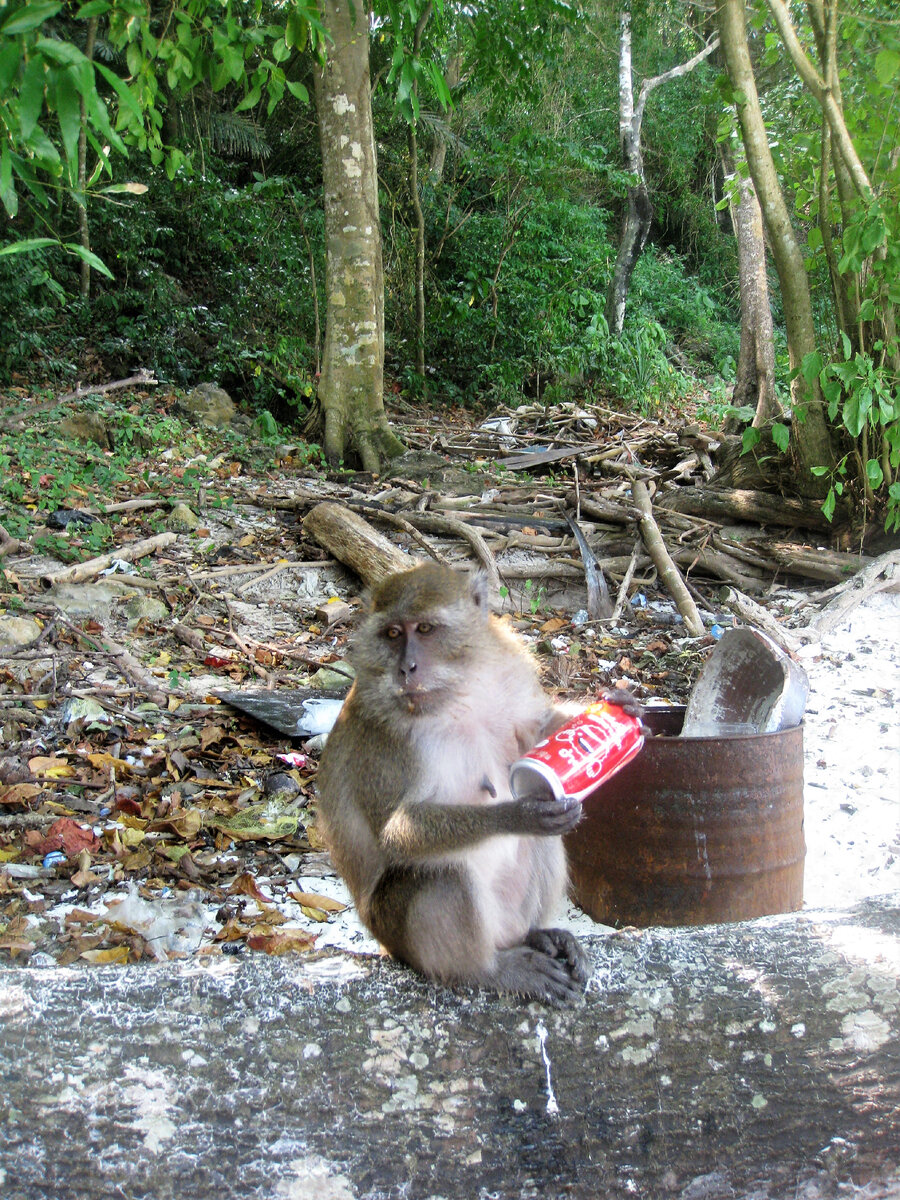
{"left": 103, "top": 883, "right": 209, "bottom": 960}
{"left": 681, "top": 626, "right": 809, "bottom": 736}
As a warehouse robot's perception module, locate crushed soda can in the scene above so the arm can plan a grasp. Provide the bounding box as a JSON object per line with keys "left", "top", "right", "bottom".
{"left": 510, "top": 700, "right": 645, "bottom": 803}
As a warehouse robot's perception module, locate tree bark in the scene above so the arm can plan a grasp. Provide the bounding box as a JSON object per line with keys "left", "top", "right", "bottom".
{"left": 605, "top": 8, "right": 719, "bottom": 336}
{"left": 721, "top": 139, "right": 779, "bottom": 427}
{"left": 313, "top": 0, "right": 405, "bottom": 472}
{"left": 716, "top": 0, "right": 835, "bottom": 496}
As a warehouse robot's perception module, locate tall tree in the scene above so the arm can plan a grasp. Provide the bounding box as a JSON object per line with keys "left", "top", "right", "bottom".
{"left": 605, "top": 5, "right": 718, "bottom": 335}
{"left": 720, "top": 137, "right": 779, "bottom": 427}
{"left": 716, "top": 0, "right": 835, "bottom": 496}
{"left": 313, "top": 0, "right": 405, "bottom": 469}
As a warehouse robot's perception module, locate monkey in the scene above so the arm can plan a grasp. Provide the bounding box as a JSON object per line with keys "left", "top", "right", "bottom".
{"left": 316, "top": 561, "right": 640, "bottom": 1005}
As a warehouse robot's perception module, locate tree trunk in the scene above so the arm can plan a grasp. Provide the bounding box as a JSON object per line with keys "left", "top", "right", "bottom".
{"left": 717, "top": 0, "right": 834, "bottom": 496}
{"left": 605, "top": 8, "right": 719, "bottom": 337}
{"left": 605, "top": 7, "right": 650, "bottom": 337}
{"left": 313, "top": 0, "right": 405, "bottom": 472}
{"left": 721, "top": 139, "right": 779, "bottom": 427}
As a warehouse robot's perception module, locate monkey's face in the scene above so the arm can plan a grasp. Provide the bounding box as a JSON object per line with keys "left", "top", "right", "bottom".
{"left": 351, "top": 564, "right": 488, "bottom": 716}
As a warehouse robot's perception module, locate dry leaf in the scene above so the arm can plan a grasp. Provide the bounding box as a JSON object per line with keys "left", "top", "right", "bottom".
{"left": 289, "top": 889, "right": 347, "bottom": 913}
{"left": 0, "top": 782, "right": 41, "bottom": 808}
{"left": 27, "top": 755, "right": 76, "bottom": 779}
{"left": 247, "top": 929, "right": 316, "bottom": 955}
{"left": 81, "top": 946, "right": 131, "bottom": 964}
{"left": 32, "top": 817, "right": 99, "bottom": 858}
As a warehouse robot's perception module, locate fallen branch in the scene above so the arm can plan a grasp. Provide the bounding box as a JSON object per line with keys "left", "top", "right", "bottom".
{"left": 718, "top": 586, "right": 803, "bottom": 653}
{"left": 402, "top": 511, "right": 501, "bottom": 594}
{"left": 57, "top": 370, "right": 158, "bottom": 404}
{"left": 565, "top": 515, "right": 612, "bottom": 618}
{"left": 304, "top": 502, "right": 413, "bottom": 588}
{"left": 633, "top": 481, "right": 705, "bottom": 636}
{"left": 805, "top": 549, "right": 900, "bottom": 636}
{"left": 611, "top": 537, "right": 643, "bottom": 624}
{"left": 658, "top": 485, "right": 832, "bottom": 532}
{"left": 351, "top": 504, "right": 451, "bottom": 565}
{"left": 51, "top": 613, "right": 171, "bottom": 706}
{"left": 40, "top": 532, "right": 177, "bottom": 589}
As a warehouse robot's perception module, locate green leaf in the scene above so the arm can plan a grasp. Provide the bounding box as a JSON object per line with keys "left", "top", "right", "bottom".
{"left": 0, "top": 2, "right": 63, "bottom": 35}
{"left": 821, "top": 489, "right": 836, "bottom": 522}
{"left": 0, "top": 144, "right": 15, "bottom": 217}
{"left": 285, "top": 79, "right": 309, "bottom": 103}
{"left": 54, "top": 68, "right": 81, "bottom": 172}
{"left": 800, "top": 350, "right": 823, "bottom": 385}
{"left": 18, "top": 56, "right": 46, "bottom": 140}
{"left": 285, "top": 9, "right": 309, "bottom": 51}
{"left": 76, "top": 0, "right": 112, "bottom": 15}
{"left": 771, "top": 422, "right": 790, "bottom": 453}
{"left": 33, "top": 37, "right": 87, "bottom": 67}
{"left": 865, "top": 459, "right": 884, "bottom": 488}
{"left": 843, "top": 386, "right": 871, "bottom": 438}
{"left": 0, "top": 39, "right": 21, "bottom": 94}
{"left": 0, "top": 236, "right": 58, "bottom": 256}
{"left": 64, "top": 242, "right": 114, "bottom": 279}
{"left": 874, "top": 48, "right": 899, "bottom": 86}
{"left": 94, "top": 62, "right": 144, "bottom": 129}
{"left": 741, "top": 426, "right": 761, "bottom": 453}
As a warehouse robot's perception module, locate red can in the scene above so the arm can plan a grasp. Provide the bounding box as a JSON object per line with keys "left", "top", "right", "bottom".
{"left": 509, "top": 700, "right": 644, "bottom": 803}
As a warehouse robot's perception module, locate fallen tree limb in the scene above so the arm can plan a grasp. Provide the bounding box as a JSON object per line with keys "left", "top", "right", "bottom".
{"left": 804, "top": 549, "right": 900, "bottom": 636}
{"left": 303, "top": 502, "right": 413, "bottom": 588}
{"left": 633, "top": 481, "right": 705, "bottom": 636}
{"left": 658, "top": 486, "right": 832, "bottom": 531}
{"left": 566, "top": 515, "right": 612, "bottom": 618}
{"left": 718, "top": 586, "right": 803, "bottom": 653}
{"left": 40, "top": 532, "right": 177, "bottom": 589}
{"left": 768, "top": 542, "right": 872, "bottom": 584}
{"left": 402, "top": 511, "right": 501, "bottom": 594}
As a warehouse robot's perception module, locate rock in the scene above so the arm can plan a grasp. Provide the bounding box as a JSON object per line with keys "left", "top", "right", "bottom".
{"left": 47, "top": 580, "right": 137, "bottom": 618}
{"left": 178, "top": 383, "right": 236, "bottom": 428}
{"left": 167, "top": 503, "right": 201, "bottom": 533}
{"left": 58, "top": 411, "right": 112, "bottom": 449}
{"left": 124, "top": 596, "right": 170, "bottom": 625}
{"left": 0, "top": 615, "right": 41, "bottom": 649}
{"left": 309, "top": 665, "right": 355, "bottom": 691}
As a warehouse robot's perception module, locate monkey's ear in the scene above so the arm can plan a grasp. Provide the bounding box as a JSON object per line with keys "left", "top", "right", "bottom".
{"left": 467, "top": 570, "right": 490, "bottom": 617}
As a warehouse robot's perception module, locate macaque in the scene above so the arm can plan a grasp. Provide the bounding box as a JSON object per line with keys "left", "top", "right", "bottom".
{"left": 317, "top": 562, "right": 632, "bottom": 1004}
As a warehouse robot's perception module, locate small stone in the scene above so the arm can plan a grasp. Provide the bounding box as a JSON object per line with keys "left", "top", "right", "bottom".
{"left": 177, "top": 383, "right": 236, "bottom": 428}
{"left": 309, "top": 665, "right": 355, "bottom": 691}
{"left": 125, "top": 596, "right": 170, "bottom": 624}
{"left": 0, "top": 615, "right": 42, "bottom": 649}
{"left": 168, "top": 503, "right": 201, "bottom": 533}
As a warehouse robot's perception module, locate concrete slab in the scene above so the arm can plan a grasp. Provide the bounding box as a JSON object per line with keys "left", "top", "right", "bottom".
{"left": 2, "top": 894, "right": 899, "bottom": 1200}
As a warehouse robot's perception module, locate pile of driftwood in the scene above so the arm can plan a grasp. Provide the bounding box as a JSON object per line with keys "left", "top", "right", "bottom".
{"left": 268, "top": 400, "right": 896, "bottom": 647}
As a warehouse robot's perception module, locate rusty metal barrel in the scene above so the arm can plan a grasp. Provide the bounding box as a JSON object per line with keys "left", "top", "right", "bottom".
{"left": 564, "top": 705, "right": 805, "bottom": 927}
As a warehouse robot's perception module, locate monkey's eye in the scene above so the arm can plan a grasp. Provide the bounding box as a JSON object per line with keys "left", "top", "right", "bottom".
{"left": 385, "top": 626, "right": 403, "bottom": 640}
{"left": 416, "top": 622, "right": 435, "bottom": 635}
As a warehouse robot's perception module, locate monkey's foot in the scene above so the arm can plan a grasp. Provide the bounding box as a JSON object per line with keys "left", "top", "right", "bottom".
{"left": 490, "top": 930, "right": 591, "bottom": 1005}
{"left": 526, "top": 927, "right": 592, "bottom": 987}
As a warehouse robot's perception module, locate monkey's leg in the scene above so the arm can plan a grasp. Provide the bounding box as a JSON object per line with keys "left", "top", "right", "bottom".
{"left": 368, "top": 865, "right": 586, "bottom": 1005}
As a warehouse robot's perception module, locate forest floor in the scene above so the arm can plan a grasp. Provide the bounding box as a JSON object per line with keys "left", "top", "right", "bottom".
{"left": 0, "top": 382, "right": 898, "bottom": 968}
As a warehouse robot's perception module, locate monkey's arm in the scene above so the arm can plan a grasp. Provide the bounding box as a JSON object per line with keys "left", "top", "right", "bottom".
{"left": 379, "top": 793, "right": 581, "bottom": 861}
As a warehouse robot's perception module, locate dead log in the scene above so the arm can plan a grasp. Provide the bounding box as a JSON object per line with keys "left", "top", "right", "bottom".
{"left": 805, "top": 549, "right": 900, "bottom": 635}
{"left": 303, "top": 503, "right": 415, "bottom": 588}
{"left": 40, "top": 532, "right": 177, "bottom": 589}
{"left": 768, "top": 542, "right": 873, "bottom": 584}
{"left": 672, "top": 547, "right": 768, "bottom": 594}
{"left": 633, "top": 482, "right": 705, "bottom": 636}
{"left": 718, "top": 586, "right": 803, "bottom": 653}
{"left": 658, "top": 486, "right": 832, "bottom": 532}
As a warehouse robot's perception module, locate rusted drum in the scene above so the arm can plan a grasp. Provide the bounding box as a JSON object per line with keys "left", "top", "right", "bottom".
{"left": 564, "top": 706, "right": 805, "bottom": 927}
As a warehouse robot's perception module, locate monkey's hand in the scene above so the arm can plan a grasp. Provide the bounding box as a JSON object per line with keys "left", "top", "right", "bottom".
{"left": 598, "top": 686, "right": 643, "bottom": 721}
{"left": 514, "top": 792, "right": 583, "bottom": 836}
